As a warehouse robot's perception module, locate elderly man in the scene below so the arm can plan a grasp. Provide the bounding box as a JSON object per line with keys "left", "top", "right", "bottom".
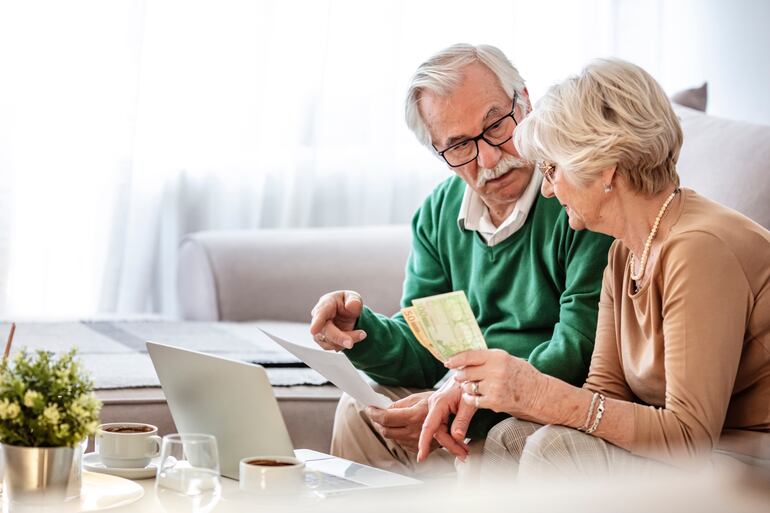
{"left": 309, "top": 44, "right": 613, "bottom": 476}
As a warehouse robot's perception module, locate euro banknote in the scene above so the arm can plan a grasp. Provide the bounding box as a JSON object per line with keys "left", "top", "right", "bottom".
{"left": 402, "top": 291, "right": 486, "bottom": 361}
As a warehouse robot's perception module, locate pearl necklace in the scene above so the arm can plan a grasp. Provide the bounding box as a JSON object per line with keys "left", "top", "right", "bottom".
{"left": 629, "top": 188, "right": 680, "bottom": 283}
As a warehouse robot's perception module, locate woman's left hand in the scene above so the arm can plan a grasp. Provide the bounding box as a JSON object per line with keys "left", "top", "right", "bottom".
{"left": 448, "top": 349, "right": 546, "bottom": 418}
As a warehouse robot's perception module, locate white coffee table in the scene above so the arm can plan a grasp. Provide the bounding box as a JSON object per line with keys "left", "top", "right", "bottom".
{"left": 10, "top": 455, "right": 765, "bottom": 513}
{"left": 67, "top": 450, "right": 421, "bottom": 513}
{"left": 82, "top": 469, "right": 770, "bottom": 513}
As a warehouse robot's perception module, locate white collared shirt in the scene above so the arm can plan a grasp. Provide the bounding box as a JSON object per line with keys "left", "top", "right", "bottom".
{"left": 457, "top": 173, "right": 543, "bottom": 246}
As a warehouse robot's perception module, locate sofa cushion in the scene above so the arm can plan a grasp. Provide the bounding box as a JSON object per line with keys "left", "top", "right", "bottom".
{"left": 672, "top": 83, "right": 708, "bottom": 112}
{"left": 675, "top": 105, "right": 770, "bottom": 229}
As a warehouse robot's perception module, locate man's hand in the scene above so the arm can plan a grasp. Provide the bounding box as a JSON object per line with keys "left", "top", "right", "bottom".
{"left": 309, "top": 290, "right": 367, "bottom": 351}
{"left": 366, "top": 391, "right": 435, "bottom": 453}
{"left": 417, "top": 379, "right": 477, "bottom": 462}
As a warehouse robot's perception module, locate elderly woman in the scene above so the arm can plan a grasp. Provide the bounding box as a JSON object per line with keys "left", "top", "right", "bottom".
{"left": 417, "top": 58, "right": 770, "bottom": 475}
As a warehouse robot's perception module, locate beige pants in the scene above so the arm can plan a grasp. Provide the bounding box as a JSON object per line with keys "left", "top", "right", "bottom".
{"left": 330, "top": 385, "right": 481, "bottom": 478}
{"left": 483, "top": 417, "right": 682, "bottom": 481}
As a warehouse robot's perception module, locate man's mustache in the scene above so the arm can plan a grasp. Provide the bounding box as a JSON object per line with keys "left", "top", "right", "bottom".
{"left": 476, "top": 156, "right": 530, "bottom": 187}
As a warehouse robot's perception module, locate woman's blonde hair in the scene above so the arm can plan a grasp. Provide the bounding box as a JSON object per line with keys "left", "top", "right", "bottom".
{"left": 515, "top": 58, "right": 681, "bottom": 196}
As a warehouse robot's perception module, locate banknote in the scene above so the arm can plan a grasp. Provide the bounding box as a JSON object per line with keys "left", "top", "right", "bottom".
{"left": 401, "top": 307, "right": 447, "bottom": 362}
{"left": 405, "top": 291, "right": 486, "bottom": 360}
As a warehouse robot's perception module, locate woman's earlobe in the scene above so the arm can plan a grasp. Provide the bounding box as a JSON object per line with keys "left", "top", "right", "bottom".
{"left": 601, "top": 165, "right": 617, "bottom": 193}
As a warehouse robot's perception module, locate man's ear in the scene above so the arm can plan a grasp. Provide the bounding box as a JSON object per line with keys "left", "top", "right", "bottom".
{"left": 521, "top": 87, "right": 532, "bottom": 114}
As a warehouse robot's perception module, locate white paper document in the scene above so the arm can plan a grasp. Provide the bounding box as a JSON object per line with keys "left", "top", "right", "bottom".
{"left": 259, "top": 329, "right": 391, "bottom": 409}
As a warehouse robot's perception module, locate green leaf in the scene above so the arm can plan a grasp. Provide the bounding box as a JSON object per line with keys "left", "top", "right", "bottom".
{"left": 0, "top": 347, "right": 101, "bottom": 447}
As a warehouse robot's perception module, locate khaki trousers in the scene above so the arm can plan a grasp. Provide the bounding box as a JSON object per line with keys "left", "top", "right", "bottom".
{"left": 481, "top": 418, "right": 756, "bottom": 481}
{"left": 330, "top": 385, "right": 482, "bottom": 479}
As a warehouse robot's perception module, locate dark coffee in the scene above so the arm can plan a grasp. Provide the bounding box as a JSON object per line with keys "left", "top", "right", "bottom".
{"left": 246, "top": 459, "right": 295, "bottom": 467}
{"left": 103, "top": 425, "right": 153, "bottom": 434}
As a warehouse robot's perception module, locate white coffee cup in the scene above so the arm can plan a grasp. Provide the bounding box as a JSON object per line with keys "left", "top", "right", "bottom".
{"left": 95, "top": 422, "right": 161, "bottom": 469}
{"left": 239, "top": 456, "right": 315, "bottom": 495}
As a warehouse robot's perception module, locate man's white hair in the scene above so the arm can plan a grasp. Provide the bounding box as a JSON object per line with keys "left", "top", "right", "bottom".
{"left": 405, "top": 43, "right": 527, "bottom": 149}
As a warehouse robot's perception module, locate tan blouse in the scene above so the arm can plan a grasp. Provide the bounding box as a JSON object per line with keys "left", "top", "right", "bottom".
{"left": 586, "top": 189, "right": 770, "bottom": 464}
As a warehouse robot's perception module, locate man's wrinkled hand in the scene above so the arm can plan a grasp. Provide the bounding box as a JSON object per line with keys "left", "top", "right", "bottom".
{"left": 366, "top": 391, "right": 435, "bottom": 453}
{"left": 309, "top": 290, "right": 367, "bottom": 351}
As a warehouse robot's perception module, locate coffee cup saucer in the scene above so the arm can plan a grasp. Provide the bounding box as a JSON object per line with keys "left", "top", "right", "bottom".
{"left": 83, "top": 452, "right": 159, "bottom": 480}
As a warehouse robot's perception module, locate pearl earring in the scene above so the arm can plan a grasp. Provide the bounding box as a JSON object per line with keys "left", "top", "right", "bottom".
{"left": 604, "top": 184, "right": 613, "bottom": 193}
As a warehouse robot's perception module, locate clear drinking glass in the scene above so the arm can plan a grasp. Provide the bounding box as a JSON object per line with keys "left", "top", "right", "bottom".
{"left": 155, "top": 434, "right": 221, "bottom": 513}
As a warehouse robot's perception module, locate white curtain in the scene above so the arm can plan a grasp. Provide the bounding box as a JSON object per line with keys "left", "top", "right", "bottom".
{"left": 1, "top": 0, "right": 689, "bottom": 317}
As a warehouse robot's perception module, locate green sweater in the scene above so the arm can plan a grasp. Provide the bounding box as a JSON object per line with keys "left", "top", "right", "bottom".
{"left": 346, "top": 176, "right": 613, "bottom": 436}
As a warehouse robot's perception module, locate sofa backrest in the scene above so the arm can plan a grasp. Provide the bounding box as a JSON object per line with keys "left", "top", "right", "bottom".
{"left": 178, "top": 225, "right": 412, "bottom": 322}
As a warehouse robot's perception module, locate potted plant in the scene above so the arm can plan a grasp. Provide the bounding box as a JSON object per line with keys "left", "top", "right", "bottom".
{"left": 0, "top": 348, "right": 101, "bottom": 504}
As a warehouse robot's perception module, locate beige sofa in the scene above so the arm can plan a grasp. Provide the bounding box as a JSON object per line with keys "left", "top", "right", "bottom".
{"left": 139, "top": 105, "right": 769, "bottom": 453}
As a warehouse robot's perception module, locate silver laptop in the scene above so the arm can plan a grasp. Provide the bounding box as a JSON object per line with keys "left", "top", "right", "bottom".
{"left": 146, "top": 341, "right": 421, "bottom": 493}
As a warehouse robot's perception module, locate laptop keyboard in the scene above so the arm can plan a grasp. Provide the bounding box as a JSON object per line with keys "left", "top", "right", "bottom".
{"left": 305, "top": 472, "right": 366, "bottom": 491}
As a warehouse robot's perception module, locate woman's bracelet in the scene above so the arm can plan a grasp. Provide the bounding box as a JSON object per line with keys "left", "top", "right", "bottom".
{"left": 585, "top": 394, "right": 606, "bottom": 434}
{"left": 581, "top": 392, "right": 599, "bottom": 432}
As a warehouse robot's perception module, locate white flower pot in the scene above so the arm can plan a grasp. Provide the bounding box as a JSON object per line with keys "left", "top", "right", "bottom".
{"left": 1, "top": 444, "right": 82, "bottom": 504}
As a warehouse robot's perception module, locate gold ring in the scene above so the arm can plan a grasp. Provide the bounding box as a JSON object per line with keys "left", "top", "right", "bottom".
{"left": 472, "top": 381, "right": 479, "bottom": 395}
{"left": 474, "top": 395, "right": 480, "bottom": 408}
{"left": 317, "top": 333, "right": 326, "bottom": 342}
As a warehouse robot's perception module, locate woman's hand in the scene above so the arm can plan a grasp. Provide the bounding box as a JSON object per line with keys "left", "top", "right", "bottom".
{"left": 416, "top": 379, "right": 476, "bottom": 462}
{"left": 448, "top": 349, "right": 546, "bottom": 419}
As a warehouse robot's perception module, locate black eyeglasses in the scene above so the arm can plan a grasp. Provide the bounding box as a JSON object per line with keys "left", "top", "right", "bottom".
{"left": 433, "top": 93, "right": 519, "bottom": 168}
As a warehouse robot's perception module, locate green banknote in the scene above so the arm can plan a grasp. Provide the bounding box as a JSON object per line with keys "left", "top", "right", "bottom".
{"left": 410, "top": 291, "right": 486, "bottom": 358}
{"left": 401, "top": 306, "right": 447, "bottom": 361}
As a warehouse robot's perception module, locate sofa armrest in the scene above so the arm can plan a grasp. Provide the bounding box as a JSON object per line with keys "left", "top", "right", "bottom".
{"left": 178, "top": 225, "right": 412, "bottom": 322}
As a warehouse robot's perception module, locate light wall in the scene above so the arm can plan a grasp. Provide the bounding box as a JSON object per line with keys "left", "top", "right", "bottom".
{"left": 648, "top": 0, "right": 770, "bottom": 126}
{"left": 506, "top": 0, "right": 769, "bottom": 126}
